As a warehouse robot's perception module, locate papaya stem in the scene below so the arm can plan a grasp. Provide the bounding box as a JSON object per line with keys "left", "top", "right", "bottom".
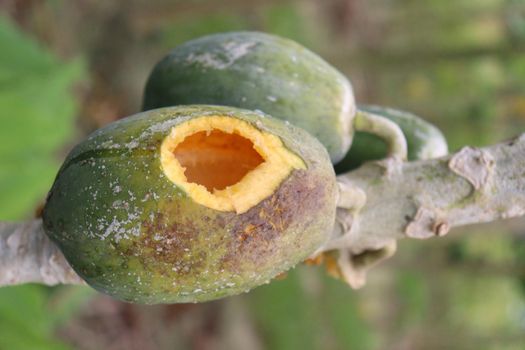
{"left": 354, "top": 110, "right": 408, "bottom": 160}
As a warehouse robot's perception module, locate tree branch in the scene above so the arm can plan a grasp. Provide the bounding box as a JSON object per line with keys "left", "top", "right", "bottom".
{"left": 0, "top": 220, "right": 84, "bottom": 286}
{"left": 1, "top": 134, "right": 524, "bottom": 288}
{"left": 315, "top": 133, "right": 525, "bottom": 287}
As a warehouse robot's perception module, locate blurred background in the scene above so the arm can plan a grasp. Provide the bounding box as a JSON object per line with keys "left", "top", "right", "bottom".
{"left": 1, "top": 0, "right": 525, "bottom": 349}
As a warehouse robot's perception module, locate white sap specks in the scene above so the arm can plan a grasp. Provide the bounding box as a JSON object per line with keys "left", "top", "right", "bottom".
{"left": 255, "top": 66, "right": 265, "bottom": 73}
{"left": 222, "top": 40, "right": 255, "bottom": 57}
{"left": 129, "top": 224, "right": 141, "bottom": 237}
{"left": 186, "top": 52, "right": 223, "bottom": 68}
{"left": 254, "top": 110, "right": 265, "bottom": 117}
{"left": 152, "top": 233, "right": 164, "bottom": 242}
{"left": 186, "top": 41, "right": 256, "bottom": 69}
{"left": 125, "top": 140, "right": 139, "bottom": 149}
{"left": 127, "top": 190, "right": 136, "bottom": 201}
{"left": 142, "top": 119, "right": 180, "bottom": 137}
{"left": 100, "top": 140, "right": 116, "bottom": 149}
{"left": 102, "top": 217, "right": 119, "bottom": 240}
{"left": 96, "top": 197, "right": 142, "bottom": 242}
{"left": 291, "top": 55, "right": 298, "bottom": 63}
{"left": 266, "top": 95, "right": 277, "bottom": 102}
{"left": 99, "top": 138, "right": 140, "bottom": 151}
{"left": 111, "top": 200, "right": 124, "bottom": 209}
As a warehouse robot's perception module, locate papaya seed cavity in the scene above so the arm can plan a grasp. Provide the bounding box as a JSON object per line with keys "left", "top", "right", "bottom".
{"left": 173, "top": 130, "right": 265, "bottom": 191}
{"left": 160, "top": 116, "right": 306, "bottom": 214}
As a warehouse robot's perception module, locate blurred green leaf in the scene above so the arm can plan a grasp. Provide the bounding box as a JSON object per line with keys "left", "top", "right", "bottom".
{"left": 249, "top": 267, "right": 376, "bottom": 350}
{"left": 261, "top": 3, "right": 314, "bottom": 46}
{"left": 249, "top": 268, "right": 318, "bottom": 350}
{"left": 322, "top": 275, "right": 376, "bottom": 350}
{"left": 506, "top": 0, "right": 525, "bottom": 41}
{"left": 46, "top": 286, "right": 96, "bottom": 327}
{"left": 457, "top": 233, "right": 517, "bottom": 265}
{"left": 448, "top": 274, "right": 525, "bottom": 335}
{"left": 0, "top": 285, "right": 94, "bottom": 349}
{"left": 395, "top": 271, "right": 428, "bottom": 329}
{"left": 0, "top": 16, "right": 84, "bottom": 220}
{"left": 0, "top": 286, "right": 71, "bottom": 350}
{"left": 0, "top": 17, "right": 90, "bottom": 350}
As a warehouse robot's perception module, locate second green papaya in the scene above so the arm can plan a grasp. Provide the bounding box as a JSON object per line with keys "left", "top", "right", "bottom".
{"left": 335, "top": 105, "right": 448, "bottom": 173}
{"left": 143, "top": 31, "right": 355, "bottom": 163}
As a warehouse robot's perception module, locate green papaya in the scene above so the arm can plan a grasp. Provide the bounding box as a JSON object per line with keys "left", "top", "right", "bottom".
{"left": 42, "top": 105, "right": 337, "bottom": 304}
{"left": 142, "top": 31, "right": 355, "bottom": 163}
{"left": 334, "top": 105, "right": 448, "bottom": 173}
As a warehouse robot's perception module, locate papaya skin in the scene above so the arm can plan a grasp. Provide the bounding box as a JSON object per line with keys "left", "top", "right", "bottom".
{"left": 335, "top": 105, "right": 448, "bottom": 173}
{"left": 42, "top": 105, "right": 337, "bottom": 304}
{"left": 143, "top": 31, "right": 355, "bottom": 163}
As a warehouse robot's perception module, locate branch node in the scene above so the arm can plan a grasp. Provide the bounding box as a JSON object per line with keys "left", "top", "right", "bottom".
{"left": 405, "top": 206, "right": 448, "bottom": 239}
{"left": 433, "top": 221, "right": 450, "bottom": 237}
{"left": 448, "top": 146, "right": 494, "bottom": 190}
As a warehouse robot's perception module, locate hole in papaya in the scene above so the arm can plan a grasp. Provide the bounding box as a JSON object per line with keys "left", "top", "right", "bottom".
{"left": 172, "top": 130, "right": 265, "bottom": 192}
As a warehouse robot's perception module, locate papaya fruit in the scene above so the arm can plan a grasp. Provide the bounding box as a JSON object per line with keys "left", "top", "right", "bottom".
{"left": 334, "top": 105, "right": 448, "bottom": 173}
{"left": 142, "top": 31, "right": 356, "bottom": 163}
{"left": 42, "top": 105, "right": 337, "bottom": 304}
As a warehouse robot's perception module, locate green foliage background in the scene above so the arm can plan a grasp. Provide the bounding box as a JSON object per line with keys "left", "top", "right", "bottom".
{"left": 0, "top": 1, "right": 524, "bottom": 349}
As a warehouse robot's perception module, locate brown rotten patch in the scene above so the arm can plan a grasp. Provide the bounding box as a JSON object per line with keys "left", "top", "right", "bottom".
{"left": 220, "top": 170, "right": 328, "bottom": 272}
